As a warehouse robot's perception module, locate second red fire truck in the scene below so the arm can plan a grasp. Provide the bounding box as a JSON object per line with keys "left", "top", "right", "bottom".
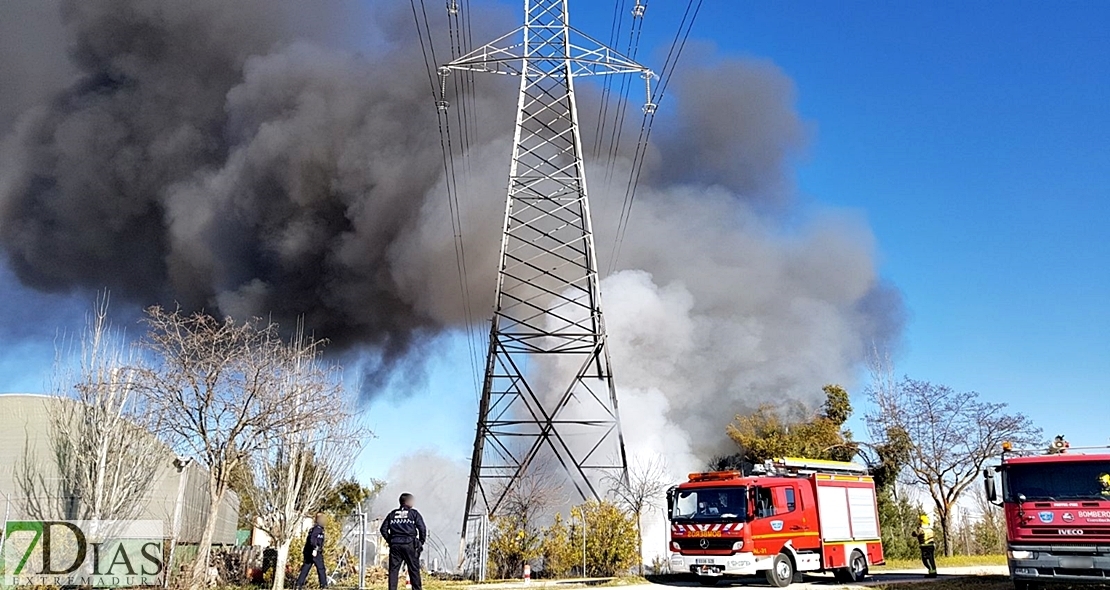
{"left": 667, "top": 458, "right": 885, "bottom": 587}
{"left": 983, "top": 437, "right": 1110, "bottom": 588}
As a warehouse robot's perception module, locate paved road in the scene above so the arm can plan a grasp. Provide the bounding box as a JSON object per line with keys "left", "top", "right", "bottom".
{"left": 469, "top": 566, "right": 1010, "bottom": 590}
{"left": 628, "top": 566, "right": 1010, "bottom": 589}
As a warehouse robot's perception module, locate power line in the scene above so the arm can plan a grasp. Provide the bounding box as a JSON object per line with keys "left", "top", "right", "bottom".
{"left": 608, "top": 0, "right": 704, "bottom": 274}
{"left": 444, "top": 0, "right": 485, "bottom": 398}
{"left": 602, "top": 0, "right": 648, "bottom": 185}
{"left": 591, "top": 0, "right": 628, "bottom": 160}
{"left": 410, "top": 0, "right": 483, "bottom": 400}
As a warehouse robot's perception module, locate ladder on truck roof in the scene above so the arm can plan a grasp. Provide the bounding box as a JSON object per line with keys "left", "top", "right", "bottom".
{"left": 760, "top": 457, "right": 869, "bottom": 477}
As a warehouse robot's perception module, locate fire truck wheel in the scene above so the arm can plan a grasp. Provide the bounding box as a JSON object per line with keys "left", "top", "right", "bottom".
{"left": 838, "top": 551, "right": 867, "bottom": 583}
{"left": 765, "top": 554, "right": 794, "bottom": 588}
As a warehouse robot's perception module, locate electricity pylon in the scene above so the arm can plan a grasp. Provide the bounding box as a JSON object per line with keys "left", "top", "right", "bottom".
{"left": 438, "top": 0, "right": 655, "bottom": 540}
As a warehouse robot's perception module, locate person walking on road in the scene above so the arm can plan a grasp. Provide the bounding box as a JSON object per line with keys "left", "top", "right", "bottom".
{"left": 914, "top": 513, "right": 938, "bottom": 578}
{"left": 381, "top": 493, "right": 427, "bottom": 590}
{"left": 296, "top": 513, "right": 328, "bottom": 588}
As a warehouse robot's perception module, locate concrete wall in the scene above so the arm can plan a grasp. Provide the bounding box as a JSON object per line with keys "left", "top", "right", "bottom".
{"left": 0, "top": 393, "right": 239, "bottom": 544}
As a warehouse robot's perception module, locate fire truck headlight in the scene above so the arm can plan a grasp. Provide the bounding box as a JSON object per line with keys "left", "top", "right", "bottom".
{"left": 671, "top": 541, "right": 680, "bottom": 552}
{"left": 732, "top": 541, "right": 744, "bottom": 551}
{"left": 1007, "top": 550, "right": 1035, "bottom": 559}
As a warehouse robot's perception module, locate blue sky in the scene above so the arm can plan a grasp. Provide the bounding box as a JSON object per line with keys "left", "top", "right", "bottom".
{"left": 2, "top": 1, "right": 1108, "bottom": 482}
{"left": 360, "top": 0, "right": 1110, "bottom": 475}
{"left": 688, "top": 1, "right": 1110, "bottom": 446}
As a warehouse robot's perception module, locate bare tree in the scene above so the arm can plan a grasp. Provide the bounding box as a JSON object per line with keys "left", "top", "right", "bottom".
{"left": 607, "top": 456, "right": 669, "bottom": 575}
{"left": 247, "top": 329, "right": 365, "bottom": 590}
{"left": 19, "top": 295, "right": 162, "bottom": 522}
{"left": 488, "top": 463, "right": 566, "bottom": 579}
{"left": 134, "top": 307, "right": 334, "bottom": 589}
{"left": 867, "top": 376, "right": 1041, "bottom": 556}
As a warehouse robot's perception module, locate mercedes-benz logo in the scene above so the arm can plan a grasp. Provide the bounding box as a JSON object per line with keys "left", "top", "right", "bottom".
{"left": 699, "top": 538, "right": 709, "bottom": 549}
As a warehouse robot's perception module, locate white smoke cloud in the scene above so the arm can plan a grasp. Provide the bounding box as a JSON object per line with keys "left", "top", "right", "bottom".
{"left": 372, "top": 451, "right": 470, "bottom": 568}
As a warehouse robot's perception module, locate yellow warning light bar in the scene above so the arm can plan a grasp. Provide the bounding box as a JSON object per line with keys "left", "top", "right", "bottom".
{"left": 774, "top": 457, "right": 868, "bottom": 474}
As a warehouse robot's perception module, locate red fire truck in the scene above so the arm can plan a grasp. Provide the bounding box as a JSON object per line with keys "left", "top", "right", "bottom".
{"left": 666, "top": 458, "right": 884, "bottom": 587}
{"left": 983, "top": 437, "right": 1110, "bottom": 588}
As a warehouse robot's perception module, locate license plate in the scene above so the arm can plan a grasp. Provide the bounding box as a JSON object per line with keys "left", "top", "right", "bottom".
{"left": 695, "top": 559, "right": 715, "bottom": 564}
{"left": 1060, "top": 556, "right": 1094, "bottom": 569}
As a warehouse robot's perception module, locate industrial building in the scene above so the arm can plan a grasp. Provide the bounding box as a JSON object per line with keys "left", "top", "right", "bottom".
{"left": 0, "top": 393, "right": 239, "bottom": 545}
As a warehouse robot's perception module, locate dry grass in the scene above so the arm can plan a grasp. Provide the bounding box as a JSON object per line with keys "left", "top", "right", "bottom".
{"left": 872, "top": 554, "right": 1007, "bottom": 570}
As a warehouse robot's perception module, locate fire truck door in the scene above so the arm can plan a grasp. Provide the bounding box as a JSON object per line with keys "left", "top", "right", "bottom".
{"left": 750, "top": 485, "right": 812, "bottom": 556}
{"left": 749, "top": 486, "right": 783, "bottom": 557}
{"left": 777, "top": 484, "right": 818, "bottom": 550}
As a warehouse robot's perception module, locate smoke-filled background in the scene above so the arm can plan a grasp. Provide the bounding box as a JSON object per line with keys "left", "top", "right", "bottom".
{"left": 0, "top": 0, "right": 902, "bottom": 564}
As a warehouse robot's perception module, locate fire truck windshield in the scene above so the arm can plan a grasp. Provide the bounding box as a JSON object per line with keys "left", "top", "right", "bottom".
{"left": 671, "top": 487, "right": 748, "bottom": 522}
{"left": 1003, "top": 460, "right": 1110, "bottom": 501}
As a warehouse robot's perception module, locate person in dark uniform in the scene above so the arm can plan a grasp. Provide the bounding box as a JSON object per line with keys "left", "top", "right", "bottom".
{"left": 258, "top": 547, "right": 278, "bottom": 585}
{"left": 295, "top": 513, "right": 328, "bottom": 588}
{"left": 380, "top": 493, "right": 427, "bottom": 590}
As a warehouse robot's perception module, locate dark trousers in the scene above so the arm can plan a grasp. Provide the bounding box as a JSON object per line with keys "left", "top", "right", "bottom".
{"left": 388, "top": 542, "right": 422, "bottom": 590}
{"left": 296, "top": 554, "right": 327, "bottom": 588}
{"left": 919, "top": 544, "right": 937, "bottom": 573}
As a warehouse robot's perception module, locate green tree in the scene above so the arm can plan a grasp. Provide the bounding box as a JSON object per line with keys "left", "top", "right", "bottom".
{"left": 541, "top": 513, "right": 577, "bottom": 578}
{"left": 489, "top": 515, "right": 544, "bottom": 579}
{"left": 971, "top": 494, "right": 1005, "bottom": 555}
{"left": 570, "top": 501, "right": 638, "bottom": 577}
{"left": 822, "top": 384, "right": 853, "bottom": 427}
{"left": 487, "top": 470, "right": 562, "bottom": 579}
{"left": 319, "top": 514, "right": 349, "bottom": 587}
{"left": 876, "top": 490, "right": 921, "bottom": 560}
{"left": 726, "top": 384, "right": 858, "bottom": 465}
{"left": 864, "top": 425, "right": 920, "bottom": 560}
{"left": 228, "top": 456, "right": 259, "bottom": 530}
{"left": 319, "top": 478, "right": 385, "bottom": 515}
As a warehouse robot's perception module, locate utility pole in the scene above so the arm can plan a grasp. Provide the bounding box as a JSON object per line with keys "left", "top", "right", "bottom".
{"left": 581, "top": 509, "right": 587, "bottom": 577}
{"left": 166, "top": 457, "right": 192, "bottom": 588}
{"left": 440, "top": 0, "right": 655, "bottom": 544}
{"left": 355, "top": 502, "right": 366, "bottom": 590}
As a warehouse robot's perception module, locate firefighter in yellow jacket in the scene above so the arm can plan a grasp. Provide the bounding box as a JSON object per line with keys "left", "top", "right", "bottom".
{"left": 914, "top": 514, "right": 937, "bottom": 578}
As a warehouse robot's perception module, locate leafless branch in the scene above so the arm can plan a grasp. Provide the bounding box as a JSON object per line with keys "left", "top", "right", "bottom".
{"left": 246, "top": 325, "right": 366, "bottom": 590}
{"left": 865, "top": 365, "right": 1041, "bottom": 556}
{"left": 133, "top": 307, "right": 344, "bottom": 589}
{"left": 19, "top": 294, "right": 163, "bottom": 521}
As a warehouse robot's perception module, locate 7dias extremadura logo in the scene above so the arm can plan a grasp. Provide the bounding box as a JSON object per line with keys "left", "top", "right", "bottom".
{"left": 1, "top": 520, "right": 164, "bottom": 587}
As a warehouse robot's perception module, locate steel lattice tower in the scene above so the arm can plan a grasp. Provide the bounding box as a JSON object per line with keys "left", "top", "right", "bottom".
{"left": 439, "top": 0, "right": 655, "bottom": 538}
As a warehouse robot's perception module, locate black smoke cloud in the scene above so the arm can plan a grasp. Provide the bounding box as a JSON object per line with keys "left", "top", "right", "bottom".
{"left": 653, "top": 52, "right": 809, "bottom": 207}
{"left": 0, "top": 0, "right": 515, "bottom": 388}
{"left": 0, "top": 0, "right": 903, "bottom": 410}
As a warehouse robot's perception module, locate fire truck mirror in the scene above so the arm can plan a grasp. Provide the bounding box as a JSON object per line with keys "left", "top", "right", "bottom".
{"left": 666, "top": 487, "right": 675, "bottom": 515}
{"left": 983, "top": 468, "right": 998, "bottom": 504}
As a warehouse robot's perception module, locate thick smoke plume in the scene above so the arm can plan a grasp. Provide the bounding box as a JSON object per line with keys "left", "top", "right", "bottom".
{"left": 0, "top": 0, "right": 515, "bottom": 389}
{"left": 1, "top": 0, "right": 903, "bottom": 560}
